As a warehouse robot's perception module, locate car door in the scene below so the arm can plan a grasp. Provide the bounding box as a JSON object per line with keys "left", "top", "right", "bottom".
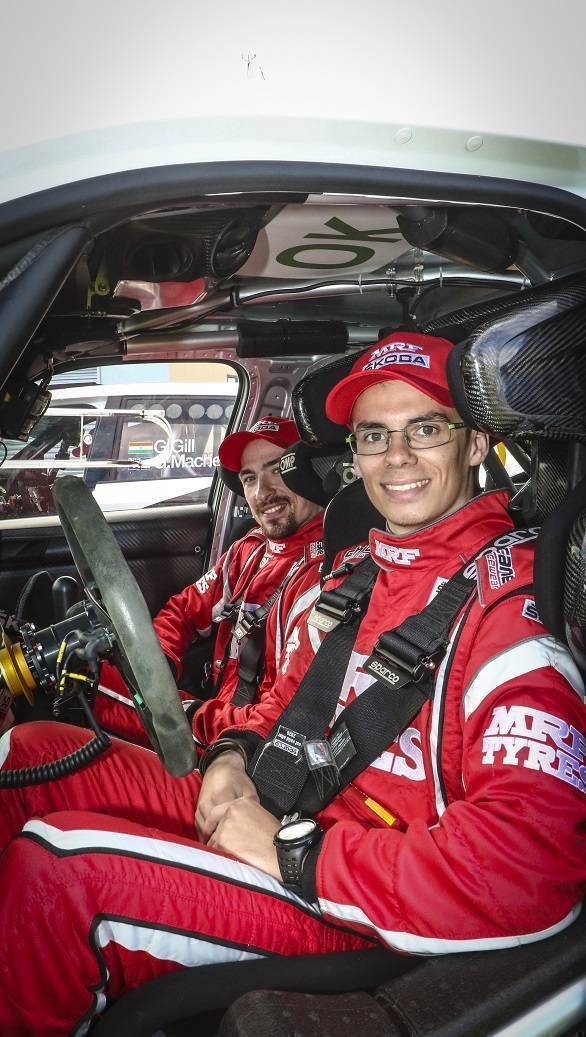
{"left": 0, "top": 364, "right": 243, "bottom": 630}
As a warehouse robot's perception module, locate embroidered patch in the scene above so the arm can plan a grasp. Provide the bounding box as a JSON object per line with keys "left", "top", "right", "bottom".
{"left": 309, "top": 540, "right": 324, "bottom": 559}
{"left": 363, "top": 352, "right": 430, "bottom": 372}
{"left": 282, "top": 627, "right": 300, "bottom": 673}
{"left": 522, "top": 598, "right": 541, "bottom": 623}
{"left": 268, "top": 540, "right": 286, "bottom": 553}
{"left": 374, "top": 539, "right": 420, "bottom": 566}
{"left": 484, "top": 546, "right": 515, "bottom": 590}
{"left": 250, "top": 419, "right": 280, "bottom": 433}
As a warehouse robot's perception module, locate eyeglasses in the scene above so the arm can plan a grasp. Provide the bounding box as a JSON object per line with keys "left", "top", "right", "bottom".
{"left": 346, "top": 419, "right": 467, "bottom": 455}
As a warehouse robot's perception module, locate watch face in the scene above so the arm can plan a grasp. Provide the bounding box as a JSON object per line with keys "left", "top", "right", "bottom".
{"left": 279, "top": 819, "right": 316, "bottom": 842}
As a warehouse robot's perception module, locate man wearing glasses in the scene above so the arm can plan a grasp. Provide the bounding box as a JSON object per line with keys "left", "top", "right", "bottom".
{"left": 0, "top": 334, "right": 584, "bottom": 1036}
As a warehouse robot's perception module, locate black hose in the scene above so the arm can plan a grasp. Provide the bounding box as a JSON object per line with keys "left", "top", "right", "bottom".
{"left": 0, "top": 730, "right": 111, "bottom": 787}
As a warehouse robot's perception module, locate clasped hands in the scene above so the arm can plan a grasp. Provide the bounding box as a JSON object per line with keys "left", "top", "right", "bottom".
{"left": 195, "top": 750, "right": 281, "bottom": 878}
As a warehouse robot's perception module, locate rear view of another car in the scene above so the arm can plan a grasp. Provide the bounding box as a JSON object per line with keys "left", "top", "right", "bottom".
{"left": 0, "top": 379, "right": 239, "bottom": 518}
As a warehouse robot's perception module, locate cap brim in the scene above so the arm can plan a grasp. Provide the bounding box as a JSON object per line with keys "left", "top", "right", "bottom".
{"left": 326, "top": 370, "right": 453, "bottom": 426}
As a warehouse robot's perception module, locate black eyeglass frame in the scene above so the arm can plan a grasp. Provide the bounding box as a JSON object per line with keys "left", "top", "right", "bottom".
{"left": 345, "top": 419, "right": 467, "bottom": 455}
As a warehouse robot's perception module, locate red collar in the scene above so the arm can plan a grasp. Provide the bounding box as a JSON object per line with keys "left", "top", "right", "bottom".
{"left": 263, "top": 512, "right": 324, "bottom": 559}
{"left": 367, "top": 491, "right": 514, "bottom": 574}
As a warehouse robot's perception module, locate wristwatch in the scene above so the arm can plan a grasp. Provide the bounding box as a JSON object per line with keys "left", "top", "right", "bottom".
{"left": 274, "top": 818, "right": 323, "bottom": 891}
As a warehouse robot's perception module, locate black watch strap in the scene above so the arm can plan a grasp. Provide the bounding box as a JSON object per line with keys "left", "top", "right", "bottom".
{"left": 274, "top": 820, "right": 323, "bottom": 892}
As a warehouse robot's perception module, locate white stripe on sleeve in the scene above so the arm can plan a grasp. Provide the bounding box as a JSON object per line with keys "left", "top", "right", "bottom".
{"left": 463, "top": 635, "right": 585, "bottom": 721}
{"left": 318, "top": 898, "right": 581, "bottom": 955}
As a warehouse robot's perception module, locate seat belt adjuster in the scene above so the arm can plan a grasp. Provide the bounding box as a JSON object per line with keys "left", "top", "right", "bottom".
{"left": 364, "top": 630, "right": 448, "bottom": 691}
{"left": 308, "top": 581, "right": 372, "bottom": 633}
{"left": 233, "top": 610, "right": 259, "bottom": 642}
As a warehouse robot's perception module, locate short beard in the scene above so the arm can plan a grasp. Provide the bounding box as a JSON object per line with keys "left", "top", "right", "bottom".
{"left": 258, "top": 509, "right": 299, "bottom": 540}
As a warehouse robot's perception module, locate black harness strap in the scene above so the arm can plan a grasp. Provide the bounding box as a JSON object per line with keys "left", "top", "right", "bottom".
{"left": 249, "top": 542, "right": 502, "bottom": 818}
{"left": 296, "top": 566, "right": 477, "bottom": 814}
{"left": 209, "top": 543, "right": 267, "bottom": 694}
{"left": 248, "top": 556, "right": 379, "bottom": 811}
{"left": 230, "top": 559, "right": 305, "bottom": 706}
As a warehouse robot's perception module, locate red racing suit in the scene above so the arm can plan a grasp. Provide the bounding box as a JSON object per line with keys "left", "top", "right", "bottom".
{"left": 94, "top": 512, "right": 324, "bottom": 746}
{"left": 0, "top": 491, "right": 583, "bottom": 1036}
{"left": 221, "top": 490, "right": 586, "bottom": 949}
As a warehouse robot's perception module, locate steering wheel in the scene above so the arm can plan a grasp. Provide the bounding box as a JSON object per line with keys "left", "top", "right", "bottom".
{"left": 53, "top": 476, "right": 196, "bottom": 777}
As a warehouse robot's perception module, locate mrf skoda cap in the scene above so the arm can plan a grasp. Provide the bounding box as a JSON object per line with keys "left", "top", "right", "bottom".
{"left": 325, "top": 332, "right": 456, "bottom": 426}
{"left": 218, "top": 416, "right": 299, "bottom": 472}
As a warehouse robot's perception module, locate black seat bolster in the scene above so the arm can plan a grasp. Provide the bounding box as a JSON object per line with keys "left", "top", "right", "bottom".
{"left": 534, "top": 474, "right": 586, "bottom": 640}
{"left": 375, "top": 908, "right": 585, "bottom": 1037}
{"left": 217, "top": 910, "right": 585, "bottom": 1037}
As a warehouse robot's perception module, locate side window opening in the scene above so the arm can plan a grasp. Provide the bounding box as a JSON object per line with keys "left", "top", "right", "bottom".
{"left": 0, "top": 362, "right": 241, "bottom": 520}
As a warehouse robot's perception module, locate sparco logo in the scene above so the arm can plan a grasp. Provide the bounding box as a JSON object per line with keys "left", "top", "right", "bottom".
{"left": 279, "top": 453, "right": 296, "bottom": 472}
{"left": 268, "top": 540, "right": 286, "bottom": 553}
{"left": 368, "top": 659, "right": 401, "bottom": 684}
{"left": 374, "top": 540, "right": 420, "bottom": 566}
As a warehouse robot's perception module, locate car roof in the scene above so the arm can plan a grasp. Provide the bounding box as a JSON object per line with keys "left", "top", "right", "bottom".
{"left": 2, "top": 4, "right": 586, "bottom": 204}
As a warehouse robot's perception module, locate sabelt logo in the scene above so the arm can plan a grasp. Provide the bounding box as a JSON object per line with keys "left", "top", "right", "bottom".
{"left": 374, "top": 540, "right": 420, "bottom": 566}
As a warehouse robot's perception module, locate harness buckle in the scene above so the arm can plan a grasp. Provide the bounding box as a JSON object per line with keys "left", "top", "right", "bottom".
{"left": 365, "top": 632, "right": 448, "bottom": 691}
{"left": 216, "top": 603, "right": 239, "bottom": 624}
{"left": 308, "top": 589, "right": 363, "bottom": 632}
{"left": 233, "top": 610, "right": 258, "bottom": 642}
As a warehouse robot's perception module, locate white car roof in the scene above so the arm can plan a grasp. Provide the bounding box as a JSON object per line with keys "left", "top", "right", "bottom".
{"left": 2, "top": 1, "right": 586, "bottom": 204}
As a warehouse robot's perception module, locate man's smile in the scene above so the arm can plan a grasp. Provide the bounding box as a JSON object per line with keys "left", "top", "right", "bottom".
{"left": 380, "top": 478, "right": 431, "bottom": 496}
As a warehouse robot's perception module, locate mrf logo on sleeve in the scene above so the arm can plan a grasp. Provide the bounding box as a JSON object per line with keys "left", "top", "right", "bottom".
{"left": 481, "top": 705, "right": 586, "bottom": 794}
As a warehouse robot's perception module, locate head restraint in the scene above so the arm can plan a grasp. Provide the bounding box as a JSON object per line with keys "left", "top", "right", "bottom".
{"left": 278, "top": 440, "right": 356, "bottom": 508}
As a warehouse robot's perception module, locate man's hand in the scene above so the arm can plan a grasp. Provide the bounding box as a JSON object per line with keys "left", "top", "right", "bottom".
{"left": 196, "top": 750, "right": 259, "bottom": 843}
{"left": 208, "top": 797, "right": 281, "bottom": 879}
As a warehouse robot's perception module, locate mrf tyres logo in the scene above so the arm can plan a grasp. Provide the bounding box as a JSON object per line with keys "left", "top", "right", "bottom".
{"left": 363, "top": 342, "right": 430, "bottom": 372}
{"left": 481, "top": 705, "right": 586, "bottom": 794}
{"left": 374, "top": 539, "right": 420, "bottom": 567}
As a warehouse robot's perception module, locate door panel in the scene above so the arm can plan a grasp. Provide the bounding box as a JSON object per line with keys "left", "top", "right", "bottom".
{"left": 0, "top": 505, "right": 211, "bottom": 622}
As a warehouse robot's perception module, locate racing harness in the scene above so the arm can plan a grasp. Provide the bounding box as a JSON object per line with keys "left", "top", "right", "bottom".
{"left": 249, "top": 534, "right": 512, "bottom": 818}
{"left": 214, "top": 556, "right": 305, "bottom": 706}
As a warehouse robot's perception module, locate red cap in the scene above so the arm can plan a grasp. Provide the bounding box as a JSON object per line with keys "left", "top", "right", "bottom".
{"left": 326, "top": 332, "right": 455, "bottom": 426}
{"left": 219, "top": 416, "right": 299, "bottom": 472}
